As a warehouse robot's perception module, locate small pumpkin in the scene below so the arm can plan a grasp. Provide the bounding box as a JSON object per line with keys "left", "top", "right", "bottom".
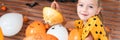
{"left": 25, "top": 20, "right": 46, "bottom": 37}
{"left": 68, "top": 20, "right": 83, "bottom": 40}
{"left": 1, "top": 6, "right": 7, "bottom": 11}
{"left": 68, "top": 29, "right": 82, "bottom": 40}
{"left": 23, "top": 16, "right": 28, "bottom": 23}
{"left": 43, "top": 7, "right": 64, "bottom": 26}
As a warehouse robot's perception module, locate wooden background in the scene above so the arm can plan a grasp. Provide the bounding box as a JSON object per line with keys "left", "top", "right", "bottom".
{"left": 0, "top": 0, "right": 120, "bottom": 40}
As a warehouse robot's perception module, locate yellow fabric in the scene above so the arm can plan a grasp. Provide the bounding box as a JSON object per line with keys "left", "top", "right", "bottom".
{"left": 74, "top": 16, "right": 108, "bottom": 40}
{"left": 74, "top": 20, "right": 83, "bottom": 29}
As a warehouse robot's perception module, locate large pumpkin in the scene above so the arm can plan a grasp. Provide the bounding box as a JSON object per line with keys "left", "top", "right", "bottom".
{"left": 25, "top": 20, "right": 58, "bottom": 40}
{"left": 25, "top": 20, "right": 46, "bottom": 37}
{"left": 43, "top": 7, "right": 64, "bottom": 26}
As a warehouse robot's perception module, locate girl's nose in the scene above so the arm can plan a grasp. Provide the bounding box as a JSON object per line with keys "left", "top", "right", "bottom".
{"left": 82, "top": 7, "right": 87, "bottom": 12}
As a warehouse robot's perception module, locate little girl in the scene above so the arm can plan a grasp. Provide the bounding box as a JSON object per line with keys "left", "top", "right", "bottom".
{"left": 68, "top": 0, "right": 111, "bottom": 40}
{"left": 77, "top": 0, "right": 104, "bottom": 39}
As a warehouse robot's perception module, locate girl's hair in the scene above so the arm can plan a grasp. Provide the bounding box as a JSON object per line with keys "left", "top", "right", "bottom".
{"left": 98, "top": 0, "right": 101, "bottom": 7}
{"left": 97, "top": 0, "right": 103, "bottom": 22}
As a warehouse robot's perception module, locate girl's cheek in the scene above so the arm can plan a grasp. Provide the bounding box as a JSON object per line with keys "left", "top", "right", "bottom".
{"left": 77, "top": 6, "right": 82, "bottom": 13}
{"left": 77, "top": 6, "right": 80, "bottom": 13}
{"left": 88, "top": 9, "right": 96, "bottom": 16}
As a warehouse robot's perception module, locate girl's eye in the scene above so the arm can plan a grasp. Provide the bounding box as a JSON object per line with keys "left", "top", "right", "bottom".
{"left": 79, "top": 4, "right": 83, "bottom": 7}
{"left": 89, "top": 6, "right": 93, "bottom": 8}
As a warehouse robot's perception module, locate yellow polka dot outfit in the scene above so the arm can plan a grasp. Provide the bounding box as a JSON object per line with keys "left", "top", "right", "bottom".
{"left": 75, "top": 16, "right": 108, "bottom": 40}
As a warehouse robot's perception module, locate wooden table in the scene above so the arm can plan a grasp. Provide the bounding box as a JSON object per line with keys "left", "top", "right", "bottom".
{"left": 0, "top": 0, "right": 119, "bottom": 40}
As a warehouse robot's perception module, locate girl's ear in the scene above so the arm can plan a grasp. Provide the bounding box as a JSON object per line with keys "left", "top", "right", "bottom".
{"left": 96, "top": 7, "right": 102, "bottom": 15}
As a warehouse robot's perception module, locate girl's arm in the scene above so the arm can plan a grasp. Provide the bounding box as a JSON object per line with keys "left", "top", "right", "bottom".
{"left": 64, "top": 21, "right": 75, "bottom": 32}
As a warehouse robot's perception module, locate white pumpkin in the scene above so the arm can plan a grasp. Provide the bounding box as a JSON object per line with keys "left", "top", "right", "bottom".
{"left": 0, "top": 13, "right": 23, "bottom": 36}
{"left": 47, "top": 24, "right": 68, "bottom": 40}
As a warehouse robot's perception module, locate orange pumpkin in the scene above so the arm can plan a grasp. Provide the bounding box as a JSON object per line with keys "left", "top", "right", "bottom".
{"left": 1, "top": 6, "right": 7, "bottom": 11}
{"left": 23, "top": 16, "right": 28, "bottom": 23}
{"left": 0, "top": 28, "right": 4, "bottom": 40}
{"left": 25, "top": 20, "right": 46, "bottom": 37}
{"left": 43, "top": 7, "right": 64, "bottom": 26}
{"left": 68, "top": 29, "right": 82, "bottom": 40}
{"left": 68, "top": 20, "right": 83, "bottom": 40}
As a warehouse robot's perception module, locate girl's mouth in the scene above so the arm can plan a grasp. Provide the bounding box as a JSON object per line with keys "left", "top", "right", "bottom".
{"left": 82, "top": 14, "right": 88, "bottom": 16}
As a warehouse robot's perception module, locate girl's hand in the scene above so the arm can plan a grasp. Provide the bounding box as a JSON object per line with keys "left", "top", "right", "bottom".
{"left": 85, "top": 34, "right": 93, "bottom": 40}
{"left": 51, "top": 1, "right": 61, "bottom": 12}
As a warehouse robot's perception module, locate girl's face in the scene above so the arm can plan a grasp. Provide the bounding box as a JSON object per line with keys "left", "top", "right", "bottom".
{"left": 77, "top": 0, "right": 101, "bottom": 22}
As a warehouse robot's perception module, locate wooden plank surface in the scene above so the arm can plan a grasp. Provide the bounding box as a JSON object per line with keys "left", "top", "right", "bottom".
{"left": 0, "top": 0, "right": 119, "bottom": 40}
